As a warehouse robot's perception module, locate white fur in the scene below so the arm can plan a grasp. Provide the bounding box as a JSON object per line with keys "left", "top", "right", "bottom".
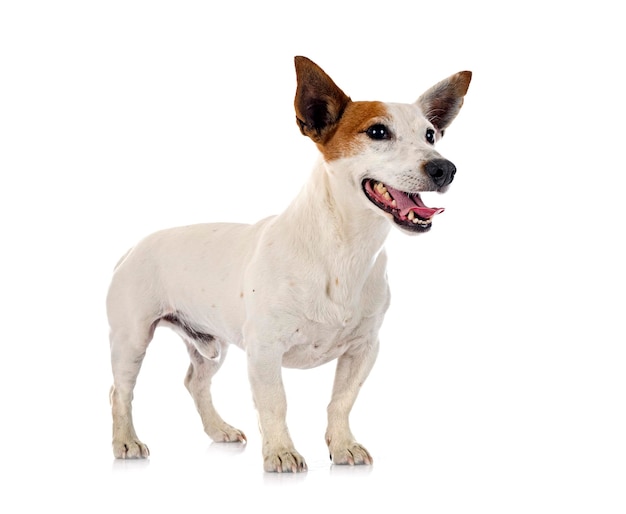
{"left": 107, "top": 58, "right": 470, "bottom": 472}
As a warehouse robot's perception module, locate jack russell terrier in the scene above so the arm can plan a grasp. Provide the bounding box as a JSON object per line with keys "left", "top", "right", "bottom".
{"left": 107, "top": 56, "right": 471, "bottom": 472}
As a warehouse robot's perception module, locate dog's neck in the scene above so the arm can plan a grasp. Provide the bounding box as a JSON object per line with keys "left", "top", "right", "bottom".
{"left": 281, "top": 158, "right": 391, "bottom": 270}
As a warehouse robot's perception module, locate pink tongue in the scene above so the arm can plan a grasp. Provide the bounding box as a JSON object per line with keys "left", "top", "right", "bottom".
{"left": 386, "top": 185, "right": 444, "bottom": 219}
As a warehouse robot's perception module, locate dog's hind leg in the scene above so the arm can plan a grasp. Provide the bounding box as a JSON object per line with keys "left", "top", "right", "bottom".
{"left": 109, "top": 320, "right": 154, "bottom": 459}
{"left": 184, "top": 341, "right": 247, "bottom": 444}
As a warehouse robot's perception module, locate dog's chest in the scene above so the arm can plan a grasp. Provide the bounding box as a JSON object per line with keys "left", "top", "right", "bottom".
{"left": 280, "top": 311, "right": 377, "bottom": 369}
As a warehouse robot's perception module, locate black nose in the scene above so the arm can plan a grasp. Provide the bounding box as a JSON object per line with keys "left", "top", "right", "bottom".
{"left": 424, "top": 159, "right": 456, "bottom": 188}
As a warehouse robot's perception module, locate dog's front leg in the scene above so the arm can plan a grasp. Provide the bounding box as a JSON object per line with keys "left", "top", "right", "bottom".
{"left": 326, "top": 339, "right": 379, "bottom": 465}
{"left": 246, "top": 341, "right": 307, "bottom": 473}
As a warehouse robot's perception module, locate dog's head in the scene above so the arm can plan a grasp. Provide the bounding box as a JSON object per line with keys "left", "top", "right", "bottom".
{"left": 294, "top": 56, "right": 471, "bottom": 234}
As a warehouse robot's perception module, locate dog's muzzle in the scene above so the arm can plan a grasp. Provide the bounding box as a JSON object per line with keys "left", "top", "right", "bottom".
{"left": 361, "top": 158, "right": 458, "bottom": 234}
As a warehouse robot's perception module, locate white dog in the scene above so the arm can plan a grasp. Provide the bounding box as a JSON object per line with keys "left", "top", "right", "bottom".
{"left": 107, "top": 56, "right": 471, "bottom": 472}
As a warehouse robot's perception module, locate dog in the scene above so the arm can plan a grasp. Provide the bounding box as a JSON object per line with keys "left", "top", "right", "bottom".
{"left": 107, "top": 56, "right": 471, "bottom": 472}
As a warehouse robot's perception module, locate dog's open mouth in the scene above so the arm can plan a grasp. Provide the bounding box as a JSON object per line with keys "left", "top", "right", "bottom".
{"left": 362, "top": 179, "right": 444, "bottom": 232}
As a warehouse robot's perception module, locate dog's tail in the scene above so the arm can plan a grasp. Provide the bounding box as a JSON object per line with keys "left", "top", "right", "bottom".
{"left": 113, "top": 248, "right": 132, "bottom": 270}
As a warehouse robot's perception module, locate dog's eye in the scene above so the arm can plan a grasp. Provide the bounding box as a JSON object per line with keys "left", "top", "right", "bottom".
{"left": 365, "top": 124, "right": 392, "bottom": 141}
{"left": 425, "top": 128, "right": 435, "bottom": 145}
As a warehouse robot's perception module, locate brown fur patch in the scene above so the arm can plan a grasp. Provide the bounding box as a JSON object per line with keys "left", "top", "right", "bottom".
{"left": 319, "top": 101, "right": 389, "bottom": 161}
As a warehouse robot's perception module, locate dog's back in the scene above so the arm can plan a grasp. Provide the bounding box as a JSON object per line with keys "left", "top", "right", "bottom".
{"left": 107, "top": 220, "right": 271, "bottom": 348}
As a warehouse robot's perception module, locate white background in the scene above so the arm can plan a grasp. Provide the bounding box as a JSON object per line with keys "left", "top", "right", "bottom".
{"left": 1, "top": 1, "right": 624, "bottom": 512}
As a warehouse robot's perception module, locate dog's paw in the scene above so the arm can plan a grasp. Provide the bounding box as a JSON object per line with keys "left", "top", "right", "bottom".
{"left": 329, "top": 441, "right": 373, "bottom": 466}
{"left": 113, "top": 439, "right": 150, "bottom": 459}
{"left": 206, "top": 423, "right": 247, "bottom": 444}
{"left": 263, "top": 448, "right": 308, "bottom": 473}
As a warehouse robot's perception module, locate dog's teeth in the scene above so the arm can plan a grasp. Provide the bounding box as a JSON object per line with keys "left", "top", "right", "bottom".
{"left": 391, "top": 200, "right": 397, "bottom": 207}
{"left": 383, "top": 192, "right": 392, "bottom": 201}
{"left": 409, "top": 213, "right": 431, "bottom": 225}
{"left": 375, "top": 183, "right": 387, "bottom": 195}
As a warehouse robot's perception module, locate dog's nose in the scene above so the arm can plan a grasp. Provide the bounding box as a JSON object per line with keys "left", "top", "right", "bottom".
{"left": 424, "top": 159, "right": 456, "bottom": 188}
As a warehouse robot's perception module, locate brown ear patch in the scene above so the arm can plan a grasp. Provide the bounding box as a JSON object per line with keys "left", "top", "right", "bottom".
{"left": 318, "top": 101, "right": 389, "bottom": 161}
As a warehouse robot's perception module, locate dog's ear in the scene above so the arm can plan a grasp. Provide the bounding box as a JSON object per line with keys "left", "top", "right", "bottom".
{"left": 294, "top": 56, "right": 351, "bottom": 143}
{"left": 416, "top": 71, "right": 472, "bottom": 134}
